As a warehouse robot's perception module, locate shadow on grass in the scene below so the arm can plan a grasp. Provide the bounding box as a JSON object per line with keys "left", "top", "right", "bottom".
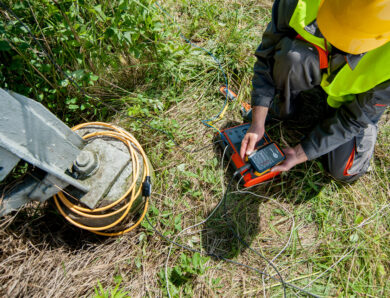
{"left": 200, "top": 163, "right": 332, "bottom": 259}
{"left": 0, "top": 167, "right": 101, "bottom": 251}
{"left": 201, "top": 191, "right": 262, "bottom": 259}
{"left": 2, "top": 203, "right": 108, "bottom": 251}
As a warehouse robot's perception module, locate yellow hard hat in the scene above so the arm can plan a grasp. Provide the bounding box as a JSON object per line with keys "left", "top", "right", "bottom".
{"left": 317, "top": 0, "right": 390, "bottom": 54}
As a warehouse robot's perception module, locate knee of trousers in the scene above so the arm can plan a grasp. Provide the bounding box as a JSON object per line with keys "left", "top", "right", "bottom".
{"left": 327, "top": 125, "right": 377, "bottom": 183}
{"left": 327, "top": 154, "right": 370, "bottom": 183}
{"left": 329, "top": 168, "right": 365, "bottom": 183}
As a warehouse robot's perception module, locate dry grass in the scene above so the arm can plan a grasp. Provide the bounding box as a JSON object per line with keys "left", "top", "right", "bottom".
{"left": 0, "top": 204, "right": 159, "bottom": 297}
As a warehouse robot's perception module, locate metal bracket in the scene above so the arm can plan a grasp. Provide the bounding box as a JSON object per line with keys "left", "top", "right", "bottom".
{"left": 0, "top": 89, "right": 90, "bottom": 215}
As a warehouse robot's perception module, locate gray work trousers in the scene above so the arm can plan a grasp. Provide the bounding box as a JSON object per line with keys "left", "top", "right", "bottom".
{"left": 271, "top": 37, "right": 375, "bottom": 182}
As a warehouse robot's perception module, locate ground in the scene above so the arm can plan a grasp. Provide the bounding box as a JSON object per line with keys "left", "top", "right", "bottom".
{"left": 0, "top": 0, "right": 389, "bottom": 297}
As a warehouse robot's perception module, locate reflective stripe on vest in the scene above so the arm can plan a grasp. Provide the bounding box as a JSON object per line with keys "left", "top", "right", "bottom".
{"left": 289, "top": 0, "right": 390, "bottom": 108}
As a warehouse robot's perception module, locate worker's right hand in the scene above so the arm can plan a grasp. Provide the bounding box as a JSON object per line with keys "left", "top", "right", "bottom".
{"left": 240, "top": 124, "right": 264, "bottom": 160}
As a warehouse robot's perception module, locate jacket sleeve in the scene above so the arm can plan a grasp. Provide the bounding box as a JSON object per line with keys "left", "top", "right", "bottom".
{"left": 251, "top": 0, "right": 298, "bottom": 107}
{"left": 301, "top": 80, "right": 390, "bottom": 160}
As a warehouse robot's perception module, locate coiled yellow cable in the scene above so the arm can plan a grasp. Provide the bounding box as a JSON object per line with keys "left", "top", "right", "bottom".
{"left": 53, "top": 122, "right": 150, "bottom": 236}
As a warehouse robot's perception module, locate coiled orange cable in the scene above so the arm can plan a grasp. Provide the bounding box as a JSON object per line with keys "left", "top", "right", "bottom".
{"left": 53, "top": 122, "right": 150, "bottom": 236}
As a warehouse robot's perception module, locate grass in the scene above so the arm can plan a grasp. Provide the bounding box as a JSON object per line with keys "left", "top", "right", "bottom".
{"left": 0, "top": 0, "right": 389, "bottom": 297}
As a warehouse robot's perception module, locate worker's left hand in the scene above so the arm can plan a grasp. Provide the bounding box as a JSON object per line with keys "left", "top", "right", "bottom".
{"left": 271, "top": 144, "right": 308, "bottom": 172}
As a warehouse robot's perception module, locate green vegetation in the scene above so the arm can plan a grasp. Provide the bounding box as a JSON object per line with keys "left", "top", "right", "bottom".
{"left": 0, "top": 0, "right": 389, "bottom": 297}
{"left": 94, "top": 276, "right": 130, "bottom": 298}
{"left": 159, "top": 252, "right": 210, "bottom": 296}
{"left": 0, "top": 0, "right": 190, "bottom": 123}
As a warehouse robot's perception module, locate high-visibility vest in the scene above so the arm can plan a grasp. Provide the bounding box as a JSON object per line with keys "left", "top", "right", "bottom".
{"left": 289, "top": 0, "right": 390, "bottom": 108}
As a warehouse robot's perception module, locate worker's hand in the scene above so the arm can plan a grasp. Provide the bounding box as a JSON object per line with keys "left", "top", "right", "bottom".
{"left": 240, "top": 106, "right": 269, "bottom": 160}
{"left": 271, "top": 144, "right": 308, "bottom": 172}
{"left": 240, "top": 124, "right": 265, "bottom": 159}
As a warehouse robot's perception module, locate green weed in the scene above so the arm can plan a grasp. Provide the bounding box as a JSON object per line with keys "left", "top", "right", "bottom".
{"left": 159, "top": 252, "right": 210, "bottom": 297}
{"left": 94, "top": 276, "right": 130, "bottom": 298}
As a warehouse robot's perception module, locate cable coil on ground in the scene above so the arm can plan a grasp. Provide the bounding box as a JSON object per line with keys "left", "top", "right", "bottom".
{"left": 53, "top": 122, "right": 150, "bottom": 237}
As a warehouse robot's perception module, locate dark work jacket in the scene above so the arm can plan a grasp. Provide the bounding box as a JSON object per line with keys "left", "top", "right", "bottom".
{"left": 252, "top": 0, "right": 389, "bottom": 160}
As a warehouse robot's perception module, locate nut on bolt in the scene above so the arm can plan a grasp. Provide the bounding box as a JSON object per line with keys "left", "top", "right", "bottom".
{"left": 73, "top": 150, "right": 98, "bottom": 177}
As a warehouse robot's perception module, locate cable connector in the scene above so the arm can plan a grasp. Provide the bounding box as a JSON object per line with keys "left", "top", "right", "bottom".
{"left": 142, "top": 176, "right": 152, "bottom": 197}
{"left": 219, "top": 86, "right": 237, "bottom": 102}
{"left": 233, "top": 163, "right": 251, "bottom": 177}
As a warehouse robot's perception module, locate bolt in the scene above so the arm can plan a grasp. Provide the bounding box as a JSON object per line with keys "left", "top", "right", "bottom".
{"left": 73, "top": 151, "right": 98, "bottom": 177}
{"left": 75, "top": 151, "right": 93, "bottom": 167}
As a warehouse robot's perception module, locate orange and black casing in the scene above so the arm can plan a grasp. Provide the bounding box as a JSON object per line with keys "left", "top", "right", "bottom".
{"left": 220, "top": 123, "right": 282, "bottom": 187}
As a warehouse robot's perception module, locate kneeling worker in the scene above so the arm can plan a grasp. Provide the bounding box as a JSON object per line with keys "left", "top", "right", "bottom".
{"left": 240, "top": 0, "right": 390, "bottom": 182}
